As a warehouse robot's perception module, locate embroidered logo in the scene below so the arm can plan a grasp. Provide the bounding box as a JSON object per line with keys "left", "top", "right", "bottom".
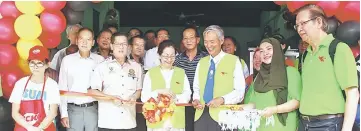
{"left": 109, "top": 66, "right": 114, "bottom": 73}
{"left": 176, "top": 82, "right": 180, "bottom": 84}
{"left": 128, "top": 69, "right": 136, "bottom": 79}
{"left": 318, "top": 56, "right": 325, "bottom": 62}
{"left": 32, "top": 49, "right": 40, "bottom": 54}
{"left": 221, "top": 72, "right": 227, "bottom": 76}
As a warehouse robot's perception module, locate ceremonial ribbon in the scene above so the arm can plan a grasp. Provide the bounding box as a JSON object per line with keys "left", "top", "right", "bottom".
{"left": 59, "top": 90, "right": 242, "bottom": 109}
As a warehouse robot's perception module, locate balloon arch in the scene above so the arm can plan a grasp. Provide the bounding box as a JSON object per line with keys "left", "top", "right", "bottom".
{"left": 0, "top": 1, "right": 101, "bottom": 99}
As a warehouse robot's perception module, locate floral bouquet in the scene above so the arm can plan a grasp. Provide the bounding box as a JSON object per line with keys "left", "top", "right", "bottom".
{"left": 142, "top": 94, "right": 176, "bottom": 123}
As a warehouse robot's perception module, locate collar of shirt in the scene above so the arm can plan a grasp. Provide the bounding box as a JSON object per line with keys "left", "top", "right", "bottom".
{"left": 75, "top": 51, "right": 98, "bottom": 60}
{"left": 180, "top": 49, "right": 208, "bottom": 59}
{"left": 306, "top": 34, "right": 334, "bottom": 53}
{"left": 108, "top": 56, "right": 131, "bottom": 67}
{"left": 209, "top": 50, "right": 226, "bottom": 64}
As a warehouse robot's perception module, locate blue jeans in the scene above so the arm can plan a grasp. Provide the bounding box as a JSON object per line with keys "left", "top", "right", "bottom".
{"left": 300, "top": 117, "right": 343, "bottom": 131}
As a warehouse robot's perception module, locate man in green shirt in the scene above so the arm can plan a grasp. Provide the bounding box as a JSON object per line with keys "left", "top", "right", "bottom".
{"left": 295, "top": 4, "right": 359, "bottom": 131}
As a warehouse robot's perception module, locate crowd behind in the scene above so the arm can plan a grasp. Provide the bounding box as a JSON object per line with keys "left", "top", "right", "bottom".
{"left": 0, "top": 4, "right": 360, "bottom": 131}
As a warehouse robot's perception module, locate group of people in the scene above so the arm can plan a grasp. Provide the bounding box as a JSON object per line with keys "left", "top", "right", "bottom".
{"left": 3, "top": 4, "right": 359, "bottom": 131}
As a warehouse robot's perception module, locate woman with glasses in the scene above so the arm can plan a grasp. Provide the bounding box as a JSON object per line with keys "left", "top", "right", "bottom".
{"left": 141, "top": 40, "right": 191, "bottom": 131}
{"left": 9, "top": 46, "right": 60, "bottom": 131}
{"left": 88, "top": 32, "right": 143, "bottom": 131}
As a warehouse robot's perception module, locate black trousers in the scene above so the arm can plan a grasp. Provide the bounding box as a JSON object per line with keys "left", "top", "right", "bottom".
{"left": 185, "top": 106, "right": 195, "bottom": 131}
{"left": 135, "top": 112, "right": 147, "bottom": 131}
{"left": 299, "top": 117, "right": 343, "bottom": 131}
{"left": 99, "top": 128, "right": 136, "bottom": 131}
{"left": 0, "top": 97, "right": 14, "bottom": 131}
{"left": 194, "top": 107, "right": 236, "bottom": 131}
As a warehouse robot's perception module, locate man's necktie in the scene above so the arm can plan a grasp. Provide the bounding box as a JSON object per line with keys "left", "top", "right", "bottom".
{"left": 203, "top": 59, "right": 215, "bottom": 104}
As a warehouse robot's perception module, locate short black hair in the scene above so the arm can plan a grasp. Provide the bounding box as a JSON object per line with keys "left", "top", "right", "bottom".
{"left": 97, "top": 29, "right": 113, "bottom": 39}
{"left": 128, "top": 28, "right": 143, "bottom": 37}
{"left": 111, "top": 32, "right": 128, "bottom": 44}
{"left": 157, "top": 40, "right": 176, "bottom": 56}
{"left": 129, "top": 35, "right": 145, "bottom": 46}
{"left": 77, "top": 27, "right": 94, "bottom": 39}
{"left": 181, "top": 25, "right": 200, "bottom": 38}
{"left": 145, "top": 30, "right": 155, "bottom": 35}
{"left": 156, "top": 28, "right": 170, "bottom": 38}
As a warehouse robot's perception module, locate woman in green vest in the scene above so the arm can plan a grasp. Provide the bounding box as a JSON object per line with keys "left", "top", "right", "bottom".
{"left": 244, "top": 38, "right": 302, "bottom": 131}
{"left": 141, "top": 40, "right": 192, "bottom": 131}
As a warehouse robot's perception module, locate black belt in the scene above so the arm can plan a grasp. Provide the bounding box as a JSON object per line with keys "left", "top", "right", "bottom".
{"left": 68, "top": 101, "right": 97, "bottom": 107}
{"left": 300, "top": 114, "right": 343, "bottom": 122}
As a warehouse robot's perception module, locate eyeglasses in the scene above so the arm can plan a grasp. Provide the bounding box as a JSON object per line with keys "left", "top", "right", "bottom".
{"left": 294, "top": 17, "right": 318, "bottom": 30}
{"left": 157, "top": 35, "right": 169, "bottom": 39}
{"left": 161, "top": 55, "right": 175, "bottom": 60}
{"left": 29, "top": 62, "right": 45, "bottom": 68}
{"left": 113, "top": 43, "right": 128, "bottom": 47}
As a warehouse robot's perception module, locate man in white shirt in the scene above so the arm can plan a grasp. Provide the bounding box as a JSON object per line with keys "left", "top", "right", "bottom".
{"left": 51, "top": 24, "right": 82, "bottom": 72}
{"left": 192, "top": 25, "right": 245, "bottom": 131}
{"left": 59, "top": 27, "right": 105, "bottom": 131}
{"left": 89, "top": 33, "right": 143, "bottom": 131}
{"left": 143, "top": 28, "right": 170, "bottom": 71}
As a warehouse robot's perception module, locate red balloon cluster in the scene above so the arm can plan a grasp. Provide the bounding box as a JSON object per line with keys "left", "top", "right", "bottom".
{"left": 0, "top": 1, "right": 67, "bottom": 99}
{"left": 336, "top": 1, "right": 360, "bottom": 22}
{"left": 281, "top": 1, "right": 360, "bottom": 22}
{"left": 39, "top": 2, "right": 66, "bottom": 48}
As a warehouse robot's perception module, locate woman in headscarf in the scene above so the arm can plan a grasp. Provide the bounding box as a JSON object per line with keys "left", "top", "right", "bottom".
{"left": 244, "top": 38, "right": 301, "bottom": 131}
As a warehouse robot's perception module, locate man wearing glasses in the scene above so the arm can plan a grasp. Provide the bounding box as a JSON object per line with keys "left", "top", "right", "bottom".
{"left": 144, "top": 28, "right": 170, "bottom": 71}
{"left": 295, "top": 4, "right": 359, "bottom": 131}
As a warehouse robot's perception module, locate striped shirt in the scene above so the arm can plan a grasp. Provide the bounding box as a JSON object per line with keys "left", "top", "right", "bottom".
{"left": 174, "top": 50, "right": 208, "bottom": 91}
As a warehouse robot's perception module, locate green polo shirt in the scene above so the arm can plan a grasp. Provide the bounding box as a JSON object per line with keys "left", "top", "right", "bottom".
{"left": 300, "top": 34, "right": 358, "bottom": 116}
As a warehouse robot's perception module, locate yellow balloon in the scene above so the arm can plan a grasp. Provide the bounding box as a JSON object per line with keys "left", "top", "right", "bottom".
{"left": 15, "top": 1, "right": 44, "bottom": 15}
{"left": 18, "top": 58, "right": 31, "bottom": 75}
{"left": 14, "top": 14, "right": 42, "bottom": 40}
{"left": 16, "top": 39, "right": 43, "bottom": 60}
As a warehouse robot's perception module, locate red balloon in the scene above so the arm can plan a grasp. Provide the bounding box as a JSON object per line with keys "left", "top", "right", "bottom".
{"left": 0, "top": 18, "right": 19, "bottom": 45}
{"left": 317, "top": 1, "right": 340, "bottom": 17}
{"left": 40, "top": 1, "right": 66, "bottom": 11}
{"left": 274, "top": 1, "right": 286, "bottom": 5}
{"left": 287, "top": 1, "right": 307, "bottom": 12}
{"left": 39, "top": 32, "right": 61, "bottom": 49}
{"left": 338, "top": 1, "right": 360, "bottom": 22}
{"left": 0, "top": 44, "right": 19, "bottom": 69}
{"left": 0, "top": 1, "right": 22, "bottom": 18}
{"left": 40, "top": 11, "right": 66, "bottom": 35}
{"left": 1, "top": 68, "right": 25, "bottom": 99}
{"left": 351, "top": 45, "right": 360, "bottom": 58}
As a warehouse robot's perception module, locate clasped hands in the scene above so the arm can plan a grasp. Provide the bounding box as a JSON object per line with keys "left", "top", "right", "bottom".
{"left": 108, "top": 95, "right": 137, "bottom": 106}
{"left": 192, "top": 97, "right": 225, "bottom": 110}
